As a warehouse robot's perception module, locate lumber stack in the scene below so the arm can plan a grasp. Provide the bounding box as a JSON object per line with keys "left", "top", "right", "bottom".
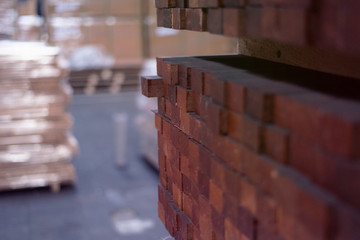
{"left": 142, "top": 55, "right": 360, "bottom": 240}
{"left": 0, "top": 41, "right": 78, "bottom": 192}
{"left": 68, "top": 67, "right": 141, "bottom": 95}
{"left": 155, "top": 0, "right": 360, "bottom": 55}
{"left": 0, "top": 0, "right": 16, "bottom": 39}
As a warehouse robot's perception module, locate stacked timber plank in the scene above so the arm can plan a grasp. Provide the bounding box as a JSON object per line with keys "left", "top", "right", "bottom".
{"left": 0, "top": 0, "right": 16, "bottom": 39}
{"left": 68, "top": 67, "right": 141, "bottom": 95}
{"left": 142, "top": 55, "right": 360, "bottom": 240}
{"left": 155, "top": 0, "right": 360, "bottom": 55}
{"left": 0, "top": 41, "right": 77, "bottom": 192}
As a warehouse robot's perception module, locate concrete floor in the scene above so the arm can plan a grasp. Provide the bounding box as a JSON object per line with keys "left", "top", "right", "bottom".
{"left": 0, "top": 92, "right": 171, "bottom": 240}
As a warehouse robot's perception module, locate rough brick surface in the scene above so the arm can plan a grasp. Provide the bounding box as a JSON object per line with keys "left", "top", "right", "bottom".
{"left": 142, "top": 55, "right": 360, "bottom": 240}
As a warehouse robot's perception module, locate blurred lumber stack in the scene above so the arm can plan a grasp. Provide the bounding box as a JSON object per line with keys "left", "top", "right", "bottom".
{"left": 142, "top": 54, "right": 360, "bottom": 240}
{"left": 68, "top": 66, "right": 141, "bottom": 95}
{"left": 0, "top": 0, "right": 17, "bottom": 39}
{"left": 0, "top": 41, "right": 78, "bottom": 192}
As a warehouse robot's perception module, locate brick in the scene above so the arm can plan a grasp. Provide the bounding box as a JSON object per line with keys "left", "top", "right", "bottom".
{"left": 158, "top": 97, "right": 166, "bottom": 116}
{"left": 156, "top": 57, "right": 165, "bottom": 76}
{"left": 159, "top": 149, "right": 168, "bottom": 189}
{"left": 274, "top": 169, "right": 335, "bottom": 239}
{"left": 177, "top": 86, "right": 195, "bottom": 112}
{"left": 236, "top": 205, "right": 256, "bottom": 239}
{"left": 240, "top": 179, "right": 257, "bottom": 215}
{"left": 164, "top": 141, "right": 179, "bottom": 168}
{"left": 141, "top": 76, "right": 164, "bottom": 98}
{"left": 211, "top": 206, "right": 225, "bottom": 240}
{"left": 155, "top": 0, "right": 177, "bottom": 8}
{"left": 223, "top": 0, "right": 247, "bottom": 7}
{"left": 192, "top": 197, "right": 200, "bottom": 227}
{"left": 198, "top": 95, "right": 209, "bottom": 121}
{"left": 158, "top": 201, "right": 166, "bottom": 224}
{"left": 258, "top": 224, "right": 285, "bottom": 240}
{"left": 262, "top": 0, "right": 311, "bottom": 6}
{"left": 179, "top": 64, "right": 191, "bottom": 89}
{"left": 277, "top": 208, "right": 318, "bottom": 240}
{"left": 256, "top": 193, "right": 277, "bottom": 232}
{"left": 206, "top": 101, "right": 228, "bottom": 134}
{"left": 157, "top": 8, "right": 172, "bottom": 28}
{"left": 223, "top": 137, "right": 243, "bottom": 172}
{"left": 223, "top": 8, "right": 246, "bottom": 37}
{"left": 188, "top": 142, "right": 200, "bottom": 184}
{"left": 193, "top": 227, "right": 201, "bottom": 240}
{"left": 183, "top": 193, "right": 193, "bottom": 220}
{"left": 205, "top": 74, "right": 226, "bottom": 106}
{"left": 262, "top": 6, "right": 308, "bottom": 46}
{"left": 242, "top": 115, "right": 264, "bottom": 152}
{"left": 177, "top": 212, "right": 193, "bottom": 240}
{"left": 209, "top": 180, "right": 224, "bottom": 213}
{"left": 319, "top": 107, "right": 360, "bottom": 160}
{"left": 199, "top": 196, "right": 212, "bottom": 239}
{"left": 226, "top": 81, "right": 246, "bottom": 114}
{"left": 162, "top": 118, "right": 171, "bottom": 140}
{"left": 245, "top": 80, "right": 303, "bottom": 123}
{"left": 159, "top": 184, "right": 171, "bottom": 204}
{"left": 264, "top": 125, "right": 289, "bottom": 164}
{"left": 227, "top": 111, "right": 244, "bottom": 143}
{"left": 170, "top": 165, "right": 183, "bottom": 191}
{"left": 224, "top": 168, "right": 241, "bottom": 200}
{"left": 334, "top": 205, "right": 360, "bottom": 240}
{"left": 208, "top": 8, "right": 223, "bottom": 34}
{"left": 198, "top": 146, "right": 211, "bottom": 176}
{"left": 190, "top": 68, "right": 204, "bottom": 95}
{"left": 243, "top": 148, "right": 278, "bottom": 195}
{"left": 172, "top": 183, "right": 183, "bottom": 210}
{"left": 189, "top": 114, "right": 203, "bottom": 141}
{"left": 180, "top": 153, "right": 191, "bottom": 178}
{"left": 163, "top": 62, "right": 179, "bottom": 85}
{"left": 223, "top": 194, "right": 239, "bottom": 224}
{"left": 199, "top": 0, "right": 225, "bottom": 7}
{"left": 186, "top": 8, "right": 207, "bottom": 32}
{"left": 179, "top": 109, "right": 191, "bottom": 135}
{"left": 166, "top": 202, "right": 178, "bottom": 237}
{"left": 198, "top": 171, "right": 210, "bottom": 199}
{"left": 224, "top": 218, "right": 244, "bottom": 240}
{"left": 193, "top": 92, "right": 201, "bottom": 115}
{"left": 188, "top": 0, "right": 201, "bottom": 7}
{"left": 333, "top": 160, "right": 360, "bottom": 209}
{"left": 165, "top": 99, "right": 180, "bottom": 126}
{"left": 246, "top": 7, "right": 262, "bottom": 38}
{"left": 211, "top": 158, "right": 226, "bottom": 190}
{"left": 172, "top": 8, "right": 186, "bottom": 29}
{"left": 155, "top": 112, "right": 163, "bottom": 133}
{"left": 170, "top": 124, "right": 189, "bottom": 159}
{"left": 275, "top": 93, "right": 360, "bottom": 160}
{"left": 166, "top": 84, "right": 177, "bottom": 104}
{"left": 296, "top": 185, "right": 335, "bottom": 238}
{"left": 158, "top": 147, "right": 166, "bottom": 171}
{"left": 245, "top": 87, "right": 276, "bottom": 123}
{"left": 289, "top": 135, "right": 337, "bottom": 191}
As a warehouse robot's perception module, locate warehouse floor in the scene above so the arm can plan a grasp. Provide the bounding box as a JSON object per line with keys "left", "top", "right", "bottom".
{"left": 0, "top": 92, "right": 171, "bottom": 240}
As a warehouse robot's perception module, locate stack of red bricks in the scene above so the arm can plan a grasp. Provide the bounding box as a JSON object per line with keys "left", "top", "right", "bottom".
{"left": 142, "top": 55, "right": 360, "bottom": 240}
{"left": 155, "top": 0, "right": 360, "bottom": 54}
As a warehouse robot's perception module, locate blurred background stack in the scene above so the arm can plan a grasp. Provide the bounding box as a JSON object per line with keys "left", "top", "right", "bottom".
{"left": 0, "top": 0, "right": 17, "bottom": 39}
{"left": 0, "top": 41, "right": 78, "bottom": 192}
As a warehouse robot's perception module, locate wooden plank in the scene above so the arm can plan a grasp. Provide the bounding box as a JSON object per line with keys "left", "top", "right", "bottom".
{"left": 237, "top": 38, "right": 360, "bottom": 80}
